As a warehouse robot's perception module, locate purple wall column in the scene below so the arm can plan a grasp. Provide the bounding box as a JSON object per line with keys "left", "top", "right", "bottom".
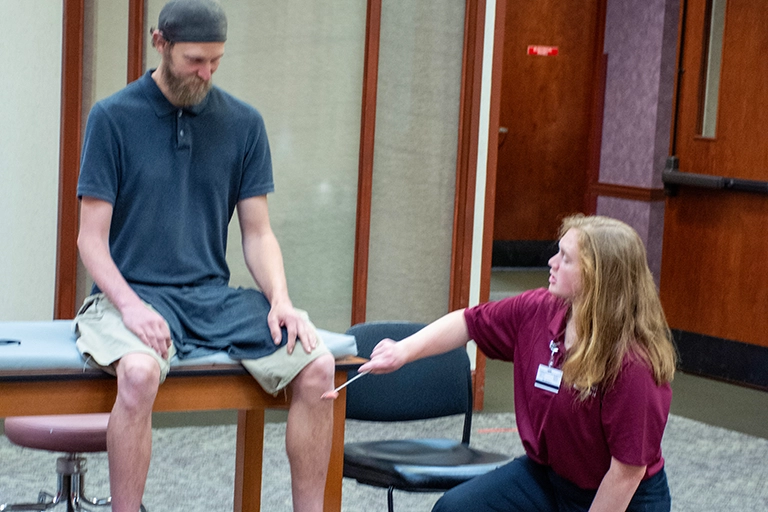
{"left": 597, "top": 196, "right": 666, "bottom": 280}
{"left": 597, "top": 0, "right": 679, "bottom": 283}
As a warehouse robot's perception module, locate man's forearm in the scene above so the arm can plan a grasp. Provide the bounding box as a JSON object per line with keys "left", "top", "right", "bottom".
{"left": 78, "top": 235, "right": 143, "bottom": 314}
{"left": 242, "top": 230, "right": 291, "bottom": 305}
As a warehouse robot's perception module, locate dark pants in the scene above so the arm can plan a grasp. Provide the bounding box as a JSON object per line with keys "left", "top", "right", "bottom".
{"left": 432, "top": 455, "right": 671, "bottom": 512}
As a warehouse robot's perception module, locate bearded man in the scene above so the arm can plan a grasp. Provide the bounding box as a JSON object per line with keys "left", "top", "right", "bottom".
{"left": 74, "top": 1, "right": 335, "bottom": 511}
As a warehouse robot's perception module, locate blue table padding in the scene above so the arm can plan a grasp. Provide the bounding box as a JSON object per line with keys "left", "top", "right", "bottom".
{"left": 0, "top": 321, "right": 357, "bottom": 372}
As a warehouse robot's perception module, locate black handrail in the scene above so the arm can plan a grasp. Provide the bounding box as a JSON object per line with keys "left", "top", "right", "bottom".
{"left": 662, "top": 157, "right": 768, "bottom": 195}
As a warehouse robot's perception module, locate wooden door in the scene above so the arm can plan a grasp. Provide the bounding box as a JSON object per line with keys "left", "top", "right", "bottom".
{"left": 493, "top": 0, "right": 600, "bottom": 243}
{"left": 661, "top": 0, "right": 768, "bottom": 358}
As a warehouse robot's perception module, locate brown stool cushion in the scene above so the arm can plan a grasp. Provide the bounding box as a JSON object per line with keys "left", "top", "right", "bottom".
{"left": 4, "top": 414, "right": 109, "bottom": 453}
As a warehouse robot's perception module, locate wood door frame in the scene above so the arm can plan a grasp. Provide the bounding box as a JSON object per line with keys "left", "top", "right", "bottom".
{"left": 54, "top": 0, "right": 84, "bottom": 320}
{"left": 350, "top": 0, "right": 383, "bottom": 326}
{"left": 352, "top": 0, "right": 496, "bottom": 323}
{"left": 128, "top": 0, "right": 145, "bottom": 83}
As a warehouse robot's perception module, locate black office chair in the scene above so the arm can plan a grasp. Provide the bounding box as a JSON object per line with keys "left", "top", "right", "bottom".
{"left": 343, "top": 321, "right": 513, "bottom": 512}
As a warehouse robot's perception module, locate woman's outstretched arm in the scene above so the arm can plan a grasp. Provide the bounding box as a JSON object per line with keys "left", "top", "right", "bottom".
{"left": 358, "top": 309, "right": 471, "bottom": 375}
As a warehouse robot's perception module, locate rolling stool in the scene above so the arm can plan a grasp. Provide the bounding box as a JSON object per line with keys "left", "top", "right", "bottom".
{"left": 0, "top": 414, "right": 146, "bottom": 511}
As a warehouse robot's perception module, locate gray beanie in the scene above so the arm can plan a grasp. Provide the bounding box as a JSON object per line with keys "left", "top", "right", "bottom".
{"left": 158, "top": 0, "right": 227, "bottom": 43}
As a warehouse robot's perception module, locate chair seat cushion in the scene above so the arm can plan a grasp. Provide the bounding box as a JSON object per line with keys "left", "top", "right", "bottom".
{"left": 4, "top": 414, "right": 110, "bottom": 453}
{"left": 344, "top": 438, "right": 513, "bottom": 490}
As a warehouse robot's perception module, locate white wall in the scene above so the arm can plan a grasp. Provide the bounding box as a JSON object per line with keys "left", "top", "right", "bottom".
{"left": 0, "top": 1, "right": 64, "bottom": 320}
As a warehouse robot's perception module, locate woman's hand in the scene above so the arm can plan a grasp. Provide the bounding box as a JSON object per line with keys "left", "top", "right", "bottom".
{"left": 358, "top": 339, "right": 408, "bottom": 374}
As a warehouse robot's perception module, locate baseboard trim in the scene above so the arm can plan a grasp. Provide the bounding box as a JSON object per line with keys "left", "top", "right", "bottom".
{"left": 672, "top": 329, "right": 768, "bottom": 391}
{"left": 492, "top": 240, "right": 557, "bottom": 267}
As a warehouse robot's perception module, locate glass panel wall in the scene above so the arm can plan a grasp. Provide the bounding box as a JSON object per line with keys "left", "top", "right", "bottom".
{"left": 145, "top": 0, "right": 365, "bottom": 332}
{"left": 365, "top": 0, "right": 466, "bottom": 322}
{"left": 77, "top": 0, "right": 131, "bottom": 306}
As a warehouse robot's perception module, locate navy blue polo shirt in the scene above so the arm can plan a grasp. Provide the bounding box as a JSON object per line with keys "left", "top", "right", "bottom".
{"left": 78, "top": 70, "right": 274, "bottom": 288}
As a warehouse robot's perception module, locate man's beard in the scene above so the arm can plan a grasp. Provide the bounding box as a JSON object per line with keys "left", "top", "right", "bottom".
{"left": 161, "top": 53, "right": 212, "bottom": 107}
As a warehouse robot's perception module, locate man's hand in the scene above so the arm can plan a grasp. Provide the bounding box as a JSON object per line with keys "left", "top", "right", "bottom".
{"left": 358, "top": 339, "right": 408, "bottom": 374}
{"left": 121, "top": 303, "right": 172, "bottom": 359}
{"left": 268, "top": 302, "right": 316, "bottom": 355}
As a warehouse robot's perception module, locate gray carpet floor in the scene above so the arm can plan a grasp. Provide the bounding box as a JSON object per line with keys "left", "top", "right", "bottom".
{"left": 1, "top": 413, "right": 766, "bottom": 511}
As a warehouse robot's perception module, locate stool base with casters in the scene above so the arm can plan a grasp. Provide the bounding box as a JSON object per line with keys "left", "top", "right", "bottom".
{"left": 0, "top": 414, "right": 147, "bottom": 512}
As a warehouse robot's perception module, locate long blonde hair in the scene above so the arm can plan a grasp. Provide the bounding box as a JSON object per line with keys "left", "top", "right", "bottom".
{"left": 559, "top": 215, "right": 677, "bottom": 399}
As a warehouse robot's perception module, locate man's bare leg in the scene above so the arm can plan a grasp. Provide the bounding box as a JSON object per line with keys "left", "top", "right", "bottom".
{"left": 286, "top": 353, "right": 336, "bottom": 512}
{"left": 108, "top": 353, "right": 161, "bottom": 512}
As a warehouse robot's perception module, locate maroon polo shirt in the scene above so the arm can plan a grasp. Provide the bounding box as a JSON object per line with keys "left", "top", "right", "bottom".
{"left": 465, "top": 288, "right": 671, "bottom": 490}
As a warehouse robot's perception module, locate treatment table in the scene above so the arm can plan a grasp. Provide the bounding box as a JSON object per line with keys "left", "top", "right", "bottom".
{"left": 0, "top": 321, "right": 362, "bottom": 512}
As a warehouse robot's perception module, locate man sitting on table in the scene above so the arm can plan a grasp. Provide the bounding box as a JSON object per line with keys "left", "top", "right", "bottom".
{"left": 74, "top": 1, "right": 335, "bottom": 510}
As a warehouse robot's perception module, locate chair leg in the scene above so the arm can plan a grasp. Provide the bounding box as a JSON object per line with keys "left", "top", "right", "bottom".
{"left": 0, "top": 473, "right": 68, "bottom": 511}
{"left": 0, "top": 503, "right": 58, "bottom": 512}
{"left": 0, "top": 454, "right": 144, "bottom": 512}
{"left": 0, "top": 454, "right": 147, "bottom": 512}
{"left": 70, "top": 473, "right": 106, "bottom": 511}
{"left": 387, "top": 486, "right": 395, "bottom": 512}
{"left": 72, "top": 470, "right": 111, "bottom": 509}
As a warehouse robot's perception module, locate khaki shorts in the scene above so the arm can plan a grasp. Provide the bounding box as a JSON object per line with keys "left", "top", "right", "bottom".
{"left": 74, "top": 293, "right": 330, "bottom": 394}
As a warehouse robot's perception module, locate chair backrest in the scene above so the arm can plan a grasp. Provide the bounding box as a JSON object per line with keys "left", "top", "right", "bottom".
{"left": 345, "top": 321, "right": 473, "bottom": 443}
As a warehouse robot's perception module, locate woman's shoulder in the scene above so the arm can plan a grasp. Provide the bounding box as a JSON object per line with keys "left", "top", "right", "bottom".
{"left": 520, "top": 287, "right": 556, "bottom": 303}
{"left": 612, "top": 347, "right": 671, "bottom": 397}
{"left": 512, "top": 287, "right": 567, "bottom": 313}
{"left": 467, "top": 288, "right": 564, "bottom": 329}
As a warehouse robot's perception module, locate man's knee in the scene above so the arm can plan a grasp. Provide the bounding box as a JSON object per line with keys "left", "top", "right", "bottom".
{"left": 115, "top": 354, "right": 162, "bottom": 407}
{"left": 294, "top": 353, "right": 335, "bottom": 390}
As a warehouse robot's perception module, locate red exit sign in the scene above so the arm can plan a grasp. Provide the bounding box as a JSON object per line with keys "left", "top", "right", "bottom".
{"left": 527, "top": 45, "right": 559, "bottom": 56}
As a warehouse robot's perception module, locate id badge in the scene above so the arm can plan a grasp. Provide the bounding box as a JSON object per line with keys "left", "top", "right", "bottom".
{"left": 535, "top": 364, "right": 563, "bottom": 394}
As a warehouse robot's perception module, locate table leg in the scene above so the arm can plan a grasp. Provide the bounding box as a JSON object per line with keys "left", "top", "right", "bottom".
{"left": 234, "top": 408, "right": 265, "bottom": 512}
{"left": 323, "top": 370, "right": 349, "bottom": 512}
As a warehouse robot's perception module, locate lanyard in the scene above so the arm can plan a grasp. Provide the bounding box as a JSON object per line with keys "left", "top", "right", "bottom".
{"left": 548, "top": 339, "right": 560, "bottom": 367}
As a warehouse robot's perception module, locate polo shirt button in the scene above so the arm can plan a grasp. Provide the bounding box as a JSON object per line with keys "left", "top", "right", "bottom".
{"left": 180, "top": 130, "right": 184, "bottom": 137}
{"left": 178, "top": 110, "right": 182, "bottom": 118}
